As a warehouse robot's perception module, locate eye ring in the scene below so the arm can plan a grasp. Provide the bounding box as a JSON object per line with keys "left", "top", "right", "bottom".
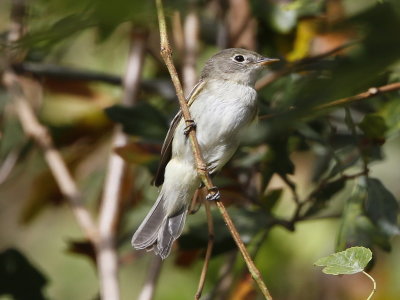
{"left": 233, "top": 55, "right": 245, "bottom": 62}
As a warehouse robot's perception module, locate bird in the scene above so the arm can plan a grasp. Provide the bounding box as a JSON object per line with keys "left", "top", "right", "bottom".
{"left": 132, "top": 48, "right": 279, "bottom": 259}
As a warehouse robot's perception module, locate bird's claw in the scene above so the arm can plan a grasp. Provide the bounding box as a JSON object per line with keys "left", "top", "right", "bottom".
{"left": 184, "top": 120, "right": 196, "bottom": 136}
{"left": 206, "top": 186, "right": 220, "bottom": 201}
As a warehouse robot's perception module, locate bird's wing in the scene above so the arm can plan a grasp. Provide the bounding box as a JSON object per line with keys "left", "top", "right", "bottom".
{"left": 153, "top": 80, "right": 206, "bottom": 186}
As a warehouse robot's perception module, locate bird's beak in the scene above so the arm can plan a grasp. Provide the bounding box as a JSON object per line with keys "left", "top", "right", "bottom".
{"left": 257, "top": 57, "right": 280, "bottom": 66}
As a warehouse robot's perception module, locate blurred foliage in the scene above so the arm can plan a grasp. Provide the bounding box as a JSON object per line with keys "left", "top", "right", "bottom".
{"left": 0, "top": 248, "right": 47, "bottom": 300}
{"left": 1, "top": 0, "right": 400, "bottom": 299}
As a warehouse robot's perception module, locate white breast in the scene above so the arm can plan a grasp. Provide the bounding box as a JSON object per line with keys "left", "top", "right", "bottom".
{"left": 172, "top": 79, "right": 258, "bottom": 171}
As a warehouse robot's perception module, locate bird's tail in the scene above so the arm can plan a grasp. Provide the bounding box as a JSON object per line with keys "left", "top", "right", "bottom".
{"left": 131, "top": 194, "right": 188, "bottom": 260}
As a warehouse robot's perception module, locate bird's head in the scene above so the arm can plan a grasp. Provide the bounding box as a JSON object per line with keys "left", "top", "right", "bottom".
{"left": 201, "top": 48, "right": 280, "bottom": 86}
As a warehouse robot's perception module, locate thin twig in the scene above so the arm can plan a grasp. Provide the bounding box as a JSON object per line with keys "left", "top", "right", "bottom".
{"left": 278, "top": 173, "right": 300, "bottom": 204}
{"left": 96, "top": 29, "right": 147, "bottom": 300}
{"left": 12, "top": 63, "right": 176, "bottom": 100}
{"left": 195, "top": 199, "right": 214, "bottom": 300}
{"left": 259, "top": 81, "right": 400, "bottom": 121}
{"left": 138, "top": 256, "right": 163, "bottom": 300}
{"left": 0, "top": 149, "right": 20, "bottom": 184}
{"left": 208, "top": 251, "right": 238, "bottom": 300}
{"left": 183, "top": 10, "right": 200, "bottom": 95}
{"left": 315, "top": 82, "right": 400, "bottom": 110}
{"left": 215, "top": 200, "right": 273, "bottom": 299}
{"left": 155, "top": 1, "right": 273, "bottom": 299}
{"left": 172, "top": 11, "right": 184, "bottom": 56}
{"left": 5, "top": 75, "right": 100, "bottom": 243}
{"left": 362, "top": 271, "right": 377, "bottom": 300}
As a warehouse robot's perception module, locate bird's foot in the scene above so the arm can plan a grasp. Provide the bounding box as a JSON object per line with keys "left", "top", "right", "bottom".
{"left": 206, "top": 186, "right": 220, "bottom": 201}
{"left": 184, "top": 119, "right": 196, "bottom": 136}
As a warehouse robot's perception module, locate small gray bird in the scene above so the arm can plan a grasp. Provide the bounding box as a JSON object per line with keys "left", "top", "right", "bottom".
{"left": 132, "top": 48, "right": 279, "bottom": 259}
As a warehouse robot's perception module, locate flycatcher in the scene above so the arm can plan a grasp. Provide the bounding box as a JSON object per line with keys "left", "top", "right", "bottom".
{"left": 132, "top": 48, "right": 279, "bottom": 259}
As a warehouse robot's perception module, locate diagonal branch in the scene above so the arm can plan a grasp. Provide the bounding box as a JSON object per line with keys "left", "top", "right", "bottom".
{"left": 4, "top": 73, "right": 100, "bottom": 243}
{"left": 314, "top": 82, "right": 400, "bottom": 110}
{"left": 138, "top": 256, "right": 163, "bottom": 300}
{"left": 259, "top": 81, "right": 400, "bottom": 121}
{"left": 3, "top": 0, "right": 99, "bottom": 245}
{"left": 195, "top": 198, "right": 215, "bottom": 300}
{"left": 155, "top": 0, "right": 273, "bottom": 299}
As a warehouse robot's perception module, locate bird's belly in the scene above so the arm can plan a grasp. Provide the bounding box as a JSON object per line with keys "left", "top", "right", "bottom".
{"left": 172, "top": 82, "right": 257, "bottom": 171}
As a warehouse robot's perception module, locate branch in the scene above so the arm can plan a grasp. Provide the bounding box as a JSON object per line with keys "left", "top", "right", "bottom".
{"left": 12, "top": 63, "right": 176, "bottom": 101}
{"left": 4, "top": 74, "right": 100, "bottom": 243}
{"left": 0, "top": 149, "right": 20, "bottom": 185}
{"left": 314, "top": 82, "right": 400, "bottom": 110}
{"left": 182, "top": 10, "right": 200, "bottom": 94}
{"left": 259, "top": 81, "right": 400, "bottom": 121}
{"left": 195, "top": 199, "right": 214, "bottom": 300}
{"left": 208, "top": 251, "right": 238, "bottom": 299}
{"left": 3, "top": 0, "right": 99, "bottom": 244}
{"left": 138, "top": 256, "right": 163, "bottom": 300}
{"left": 155, "top": 0, "right": 273, "bottom": 298}
{"left": 155, "top": 0, "right": 213, "bottom": 191}
{"left": 96, "top": 29, "right": 147, "bottom": 300}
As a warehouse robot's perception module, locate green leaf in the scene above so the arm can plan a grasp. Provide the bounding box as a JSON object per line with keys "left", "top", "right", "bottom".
{"left": 337, "top": 179, "right": 394, "bottom": 252}
{"left": 314, "top": 246, "right": 372, "bottom": 275}
{"left": 328, "top": 146, "right": 360, "bottom": 179}
{"left": 380, "top": 95, "right": 400, "bottom": 136}
{"left": 365, "top": 178, "right": 400, "bottom": 236}
{"left": 358, "top": 114, "right": 388, "bottom": 139}
{"left": 105, "top": 102, "right": 168, "bottom": 141}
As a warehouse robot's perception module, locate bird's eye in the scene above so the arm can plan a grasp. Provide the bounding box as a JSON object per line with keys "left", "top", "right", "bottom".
{"left": 234, "top": 55, "right": 245, "bottom": 62}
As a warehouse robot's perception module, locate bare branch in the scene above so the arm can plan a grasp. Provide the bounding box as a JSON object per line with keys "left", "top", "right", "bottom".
{"left": 172, "top": 11, "right": 184, "bottom": 55}
{"left": 5, "top": 73, "right": 100, "bottom": 243}
{"left": 0, "top": 149, "right": 20, "bottom": 185}
{"left": 209, "top": 251, "right": 238, "bottom": 299}
{"left": 96, "top": 29, "right": 147, "bottom": 300}
{"left": 183, "top": 10, "right": 200, "bottom": 94}
{"left": 259, "top": 81, "right": 400, "bottom": 121}
{"left": 226, "top": 0, "right": 257, "bottom": 49}
{"left": 12, "top": 62, "right": 176, "bottom": 101}
{"left": 3, "top": 0, "right": 99, "bottom": 244}
{"left": 138, "top": 256, "right": 163, "bottom": 300}
{"left": 315, "top": 82, "right": 400, "bottom": 110}
{"left": 195, "top": 198, "right": 214, "bottom": 300}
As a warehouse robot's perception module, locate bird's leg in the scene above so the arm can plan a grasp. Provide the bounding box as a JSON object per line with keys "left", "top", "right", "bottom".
{"left": 206, "top": 186, "right": 220, "bottom": 201}
{"left": 184, "top": 119, "right": 196, "bottom": 136}
{"left": 189, "top": 189, "right": 202, "bottom": 214}
{"left": 197, "top": 163, "right": 221, "bottom": 201}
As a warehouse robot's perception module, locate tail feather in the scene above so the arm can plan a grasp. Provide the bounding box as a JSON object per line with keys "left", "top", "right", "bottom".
{"left": 155, "top": 210, "right": 188, "bottom": 259}
{"left": 131, "top": 195, "right": 188, "bottom": 259}
{"left": 131, "top": 195, "right": 165, "bottom": 250}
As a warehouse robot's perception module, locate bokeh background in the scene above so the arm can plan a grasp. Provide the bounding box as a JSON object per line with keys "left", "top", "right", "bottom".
{"left": 1, "top": 0, "right": 400, "bottom": 299}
